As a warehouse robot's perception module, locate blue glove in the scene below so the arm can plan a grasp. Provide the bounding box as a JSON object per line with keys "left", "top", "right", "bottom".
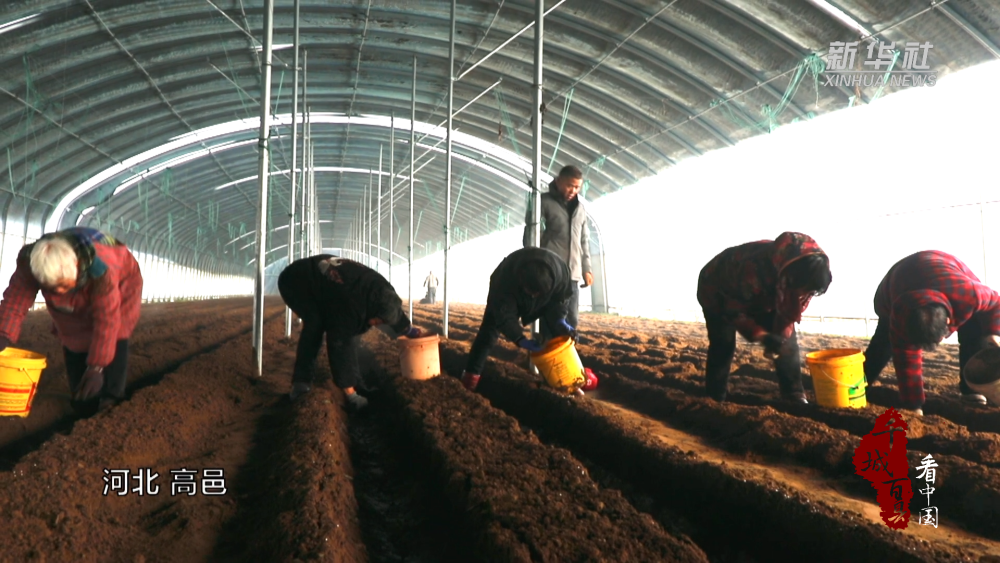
{"left": 517, "top": 338, "right": 543, "bottom": 353}
{"left": 555, "top": 319, "right": 576, "bottom": 338}
{"left": 404, "top": 326, "right": 426, "bottom": 339}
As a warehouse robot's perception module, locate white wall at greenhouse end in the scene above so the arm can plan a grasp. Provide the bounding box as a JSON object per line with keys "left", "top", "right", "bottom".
{"left": 132, "top": 251, "right": 252, "bottom": 301}
{"left": 387, "top": 227, "right": 594, "bottom": 313}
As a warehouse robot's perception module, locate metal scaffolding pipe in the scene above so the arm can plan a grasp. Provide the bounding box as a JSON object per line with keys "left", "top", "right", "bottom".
{"left": 365, "top": 172, "right": 371, "bottom": 267}
{"left": 453, "top": 77, "right": 502, "bottom": 119}
{"left": 284, "top": 0, "right": 301, "bottom": 337}
{"left": 530, "top": 0, "right": 544, "bottom": 346}
{"left": 443, "top": 0, "right": 455, "bottom": 339}
{"left": 253, "top": 0, "right": 275, "bottom": 377}
{"left": 389, "top": 114, "right": 395, "bottom": 284}
{"left": 299, "top": 51, "right": 308, "bottom": 259}
{"left": 310, "top": 126, "right": 317, "bottom": 254}
{"left": 456, "top": 0, "right": 568, "bottom": 81}
{"left": 409, "top": 54, "right": 416, "bottom": 319}
{"left": 377, "top": 144, "right": 383, "bottom": 274}
{"left": 303, "top": 112, "right": 310, "bottom": 256}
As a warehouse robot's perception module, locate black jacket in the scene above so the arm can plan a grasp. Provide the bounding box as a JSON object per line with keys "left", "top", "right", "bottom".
{"left": 486, "top": 247, "right": 575, "bottom": 343}
{"left": 278, "top": 255, "right": 410, "bottom": 341}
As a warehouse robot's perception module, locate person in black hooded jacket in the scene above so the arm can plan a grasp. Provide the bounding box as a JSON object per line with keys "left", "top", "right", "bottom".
{"left": 460, "top": 247, "right": 576, "bottom": 391}
{"left": 278, "top": 255, "right": 427, "bottom": 411}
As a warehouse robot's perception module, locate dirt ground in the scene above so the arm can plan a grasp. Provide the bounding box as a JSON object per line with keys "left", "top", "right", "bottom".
{"left": 0, "top": 298, "right": 999, "bottom": 562}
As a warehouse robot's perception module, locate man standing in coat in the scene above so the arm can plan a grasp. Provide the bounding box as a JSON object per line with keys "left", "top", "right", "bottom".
{"left": 0, "top": 227, "right": 143, "bottom": 415}
{"left": 460, "top": 247, "right": 576, "bottom": 392}
{"left": 697, "top": 232, "right": 833, "bottom": 405}
{"left": 278, "top": 255, "right": 428, "bottom": 412}
{"left": 423, "top": 271, "right": 439, "bottom": 304}
{"left": 863, "top": 251, "right": 1000, "bottom": 416}
{"left": 523, "top": 165, "right": 593, "bottom": 341}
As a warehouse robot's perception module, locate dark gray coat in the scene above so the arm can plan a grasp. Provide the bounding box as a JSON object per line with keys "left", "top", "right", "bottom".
{"left": 523, "top": 183, "right": 591, "bottom": 281}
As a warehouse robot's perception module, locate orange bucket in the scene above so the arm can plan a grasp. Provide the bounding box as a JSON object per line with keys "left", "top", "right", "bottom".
{"left": 0, "top": 347, "right": 48, "bottom": 417}
{"left": 397, "top": 334, "right": 441, "bottom": 380}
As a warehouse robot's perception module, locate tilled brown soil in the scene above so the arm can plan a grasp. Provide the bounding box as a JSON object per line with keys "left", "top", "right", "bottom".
{"left": 409, "top": 302, "right": 1000, "bottom": 562}
{"left": 3, "top": 298, "right": 1000, "bottom": 562}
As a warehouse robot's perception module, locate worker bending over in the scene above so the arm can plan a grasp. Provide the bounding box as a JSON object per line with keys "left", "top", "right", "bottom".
{"left": 461, "top": 247, "right": 576, "bottom": 391}
{"left": 864, "top": 250, "right": 1000, "bottom": 416}
{"left": 0, "top": 227, "right": 143, "bottom": 415}
{"left": 697, "top": 232, "right": 832, "bottom": 404}
{"left": 278, "top": 255, "right": 427, "bottom": 412}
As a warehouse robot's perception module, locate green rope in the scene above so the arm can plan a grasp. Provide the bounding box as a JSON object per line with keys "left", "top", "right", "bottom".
{"left": 870, "top": 50, "right": 902, "bottom": 103}
{"left": 6, "top": 148, "right": 14, "bottom": 196}
{"left": 546, "top": 87, "right": 575, "bottom": 175}
{"left": 759, "top": 54, "right": 826, "bottom": 133}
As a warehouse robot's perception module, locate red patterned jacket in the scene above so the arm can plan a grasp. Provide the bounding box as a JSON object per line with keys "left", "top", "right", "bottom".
{"left": 697, "top": 232, "right": 827, "bottom": 342}
{"left": 0, "top": 228, "right": 143, "bottom": 367}
{"left": 874, "top": 250, "right": 1000, "bottom": 406}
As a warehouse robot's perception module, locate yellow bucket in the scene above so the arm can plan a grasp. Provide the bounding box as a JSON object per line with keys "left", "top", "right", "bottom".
{"left": 530, "top": 336, "right": 586, "bottom": 394}
{"left": 0, "top": 347, "right": 48, "bottom": 417}
{"left": 806, "top": 348, "right": 866, "bottom": 409}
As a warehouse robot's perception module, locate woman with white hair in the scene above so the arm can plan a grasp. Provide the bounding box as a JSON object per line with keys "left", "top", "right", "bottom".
{"left": 0, "top": 227, "right": 143, "bottom": 414}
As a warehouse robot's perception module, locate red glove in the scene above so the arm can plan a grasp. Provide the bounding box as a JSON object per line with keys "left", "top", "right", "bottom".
{"left": 582, "top": 368, "right": 598, "bottom": 391}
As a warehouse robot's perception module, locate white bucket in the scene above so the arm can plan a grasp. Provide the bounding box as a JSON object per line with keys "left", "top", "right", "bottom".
{"left": 964, "top": 347, "right": 1000, "bottom": 404}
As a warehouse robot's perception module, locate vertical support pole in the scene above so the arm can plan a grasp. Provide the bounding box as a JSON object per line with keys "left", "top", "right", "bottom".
{"left": 530, "top": 0, "right": 544, "bottom": 354}
{"left": 409, "top": 55, "right": 416, "bottom": 320}
{"left": 252, "top": 0, "right": 275, "bottom": 377}
{"left": 285, "top": 0, "right": 301, "bottom": 337}
{"left": 309, "top": 124, "right": 316, "bottom": 254}
{"left": 377, "top": 144, "right": 383, "bottom": 274}
{"left": 299, "top": 51, "right": 308, "bottom": 260}
{"left": 982, "top": 202, "right": 988, "bottom": 285}
{"left": 365, "top": 173, "right": 370, "bottom": 267}
{"left": 389, "top": 113, "right": 395, "bottom": 284}
{"left": 443, "top": 0, "right": 455, "bottom": 339}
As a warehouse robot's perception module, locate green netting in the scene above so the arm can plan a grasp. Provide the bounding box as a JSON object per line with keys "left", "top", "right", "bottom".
{"left": 495, "top": 87, "right": 523, "bottom": 159}
{"left": 710, "top": 54, "right": 825, "bottom": 135}
{"left": 546, "top": 87, "right": 575, "bottom": 176}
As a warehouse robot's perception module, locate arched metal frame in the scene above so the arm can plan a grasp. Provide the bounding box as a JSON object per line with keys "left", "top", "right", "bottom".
{"left": 0, "top": 0, "right": 995, "bottom": 305}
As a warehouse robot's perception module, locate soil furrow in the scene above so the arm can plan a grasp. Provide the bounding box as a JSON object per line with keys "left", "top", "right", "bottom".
{"left": 369, "top": 337, "right": 710, "bottom": 562}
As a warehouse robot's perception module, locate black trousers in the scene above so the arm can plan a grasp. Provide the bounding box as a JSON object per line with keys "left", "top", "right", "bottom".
{"left": 864, "top": 313, "right": 984, "bottom": 396}
{"left": 703, "top": 311, "right": 803, "bottom": 400}
{"left": 65, "top": 339, "right": 129, "bottom": 405}
{"left": 279, "top": 269, "right": 363, "bottom": 391}
{"left": 465, "top": 308, "right": 565, "bottom": 375}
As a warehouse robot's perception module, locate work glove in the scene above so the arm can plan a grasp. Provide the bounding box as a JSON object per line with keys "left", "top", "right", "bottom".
{"left": 517, "top": 337, "right": 544, "bottom": 353}
{"left": 74, "top": 366, "right": 105, "bottom": 401}
{"left": 461, "top": 371, "right": 480, "bottom": 391}
{"left": 555, "top": 318, "right": 577, "bottom": 339}
{"left": 761, "top": 333, "right": 785, "bottom": 359}
{"left": 404, "top": 326, "right": 427, "bottom": 339}
{"left": 0, "top": 336, "right": 10, "bottom": 353}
